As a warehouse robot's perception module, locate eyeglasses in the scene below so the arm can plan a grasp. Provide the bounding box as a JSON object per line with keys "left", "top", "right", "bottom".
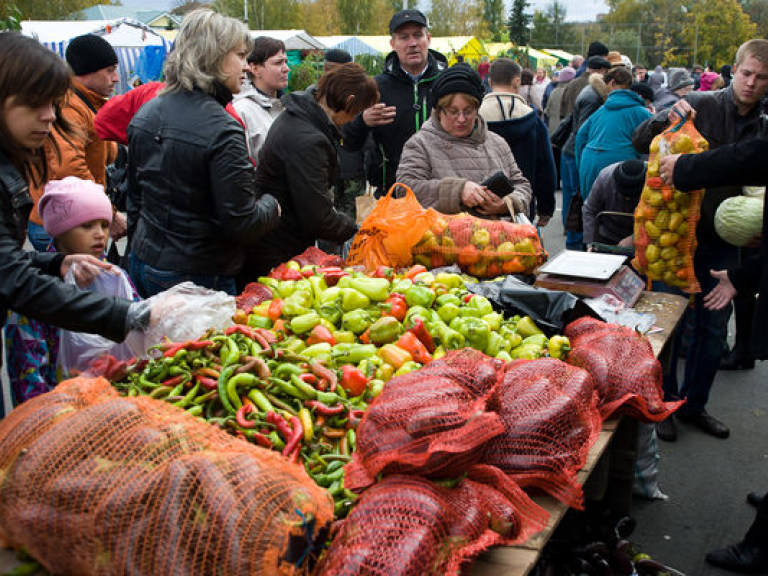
{"left": 441, "top": 107, "right": 477, "bottom": 120}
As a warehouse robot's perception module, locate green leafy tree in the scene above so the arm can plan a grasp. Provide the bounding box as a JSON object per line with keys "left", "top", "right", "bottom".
{"left": 675, "top": 0, "right": 755, "bottom": 67}
{"left": 483, "top": 0, "right": 505, "bottom": 40}
{"left": 741, "top": 0, "right": 768, "bottom": 37}
{"left": 0, "top": 5, "right": 22, "bottom": 29}
{"left": 507, "top": 0, "right": 531, "bottom": 45}
{"left": 287, "top": 52, "right": 322, "bottom": 92}
{"left": 428, "top": 0, "right": 486, "bottom": 36}
{"left": 12, "top": 0, "right": 104, "bottom": 19}
{"left": 355, "top": 53, "right": 385, "bottom": 75}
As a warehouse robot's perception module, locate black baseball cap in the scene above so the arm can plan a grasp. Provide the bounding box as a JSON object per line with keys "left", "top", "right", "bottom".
{"left": 587, "top": 56, "right": 611, "bottom": 70}
{"left": 389, "top": 9, "right": 428, "bottom": 34}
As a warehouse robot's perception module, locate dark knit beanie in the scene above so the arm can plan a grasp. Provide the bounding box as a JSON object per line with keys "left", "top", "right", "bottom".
{"left": 66, "top": 34, "right": 118, "bottom": 76}
{"left": 587, "top": 41, "right": 609, "bottom": 58}
{"left": 614, "top": 159, "right": 647, "bottom": 198}
{"left": 428, "top": 64, "right": 484, "bottom": 111}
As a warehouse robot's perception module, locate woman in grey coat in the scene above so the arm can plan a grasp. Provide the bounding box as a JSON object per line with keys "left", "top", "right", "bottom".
{"left": 396, "top": 65, "right": 532, "bottom": 218}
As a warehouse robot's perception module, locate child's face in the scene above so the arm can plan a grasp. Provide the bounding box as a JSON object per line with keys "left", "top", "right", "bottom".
{"left": 57, "top": 219, "right": 110, "bottom": 258}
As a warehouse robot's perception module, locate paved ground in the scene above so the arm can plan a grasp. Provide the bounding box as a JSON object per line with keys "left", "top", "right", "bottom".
{"left": 1, "top": 191, "right": 766, "bottom": 574}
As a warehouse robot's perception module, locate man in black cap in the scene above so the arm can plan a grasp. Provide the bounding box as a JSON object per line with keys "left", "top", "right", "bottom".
{"left": 47, "top": 34, "right": 125, "bottom": 240}
{"left": 342, "top": 9, "right": 448, "bottom": 195}
{"left": 574, "top": 40, "right": 608, "bottom": 78}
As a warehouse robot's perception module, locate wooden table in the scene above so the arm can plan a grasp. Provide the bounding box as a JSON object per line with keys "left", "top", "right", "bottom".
{"left": 468, "top": 291, "right": 689, "bottom": 576}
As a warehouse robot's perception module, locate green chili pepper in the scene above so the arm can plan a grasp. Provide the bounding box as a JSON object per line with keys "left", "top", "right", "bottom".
{"left": 290, "top": 311, "right": 321, "bottom": 334}
{"left": 308, "top": 275, "right": 329, "bottom": 305}
{"left": 349, "top": 277, "right": 390, "bottom": 302}
{"left": 226, "top": 373, "right": 258, "bottom": 411}
{"left": 437, "top": 302, "right": 461, "bottom": 324}
{"left": 331, "top": 343, "right": 377, "bottom": 364}
{"left": 436, "top": 321, "right": 465, "bottom": 350}
{"left": 404, "top": 285, "right": 435, "bottom": 309}
{"left": 274, "top": 363, "right": 306, "bottom": 379}
{"left": 186, "top": 405, "right": 204, "bottom": 417}
{"left": 436, "top": 294, "right": 462, "bottom": 308}
{"left": 482, "top": 312, "right": 504, "bottom": 332}
{"left": 173, "top": 382, "right": 200, "bottom": 408}
{"left": 340, "top": 288, "right": 370, "bottom": 312}
{"left": 318, "top": 302, "right": 343, "bottom": 325}
{"left": 467, "top": 294, "right": 494, "bottom": 316}
{"left": 217, "top": 364, "right": 239, "bottom": 414}
{"left": 341, "top": 309, "right": 371, "bottom": 335}
{"left": 268, "top": 376, "right": 303, "bottom": 398}
{"left": 368, "top": 316, "right": 401, "bottom": 345}
{"left": 302, "top": 342, "right": 333, "bottom": 363}
{"left": 391, "top": 277, "right": 413, "bottom": 293}
{"left": 521, "top": 333, "right": 548, "bottom": 348}
{"left": 319, "top": 286, "right": 341, "bottom": 305}
{"left": 450, "top": 317, "right": 491, "bottom": 351}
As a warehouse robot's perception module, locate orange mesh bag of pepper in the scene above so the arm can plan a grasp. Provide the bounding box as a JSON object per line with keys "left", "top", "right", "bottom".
{"left": 315, "top": 471, "right": 548, "bottom": 576}
{"left": 481, "top": 358, "right": 602, "bottom": 509}
{"left": 412, "top": 212, "right": 547, "bottom": 277}
{"left": 632, "top": 114, "right": 708, "bottom": 293}
{"left": 347, "top": 184, "right": 437, "bottom": 270}
{"left": 0, "top": 377, "right": 333, "bottom": 576}
{"left": 564, "top": 317, "right": 685, "bottom": 421}
{"left": 344, "top": 349, "right": 506, "bottom": 492}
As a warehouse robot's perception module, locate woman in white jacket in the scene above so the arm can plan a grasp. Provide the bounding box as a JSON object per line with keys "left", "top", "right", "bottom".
{"left": 233, "top": 37, "right": 289, "bottom": 160}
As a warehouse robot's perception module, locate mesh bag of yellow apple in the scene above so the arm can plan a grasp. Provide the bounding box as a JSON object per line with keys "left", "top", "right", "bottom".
{"left": 411, "top": 213, "right": 546, "bottom": 278}
{"left": 632, "top": 116, "right": 708, "bottom": 293}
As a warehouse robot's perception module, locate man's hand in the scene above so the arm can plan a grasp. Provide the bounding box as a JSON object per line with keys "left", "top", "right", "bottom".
{"left": 362, "top": 103, "right": 396, "bottom": 127}
{"left": 61, "top": 255, "right": 115, "bottom": 287}
{"left": 703, "top": 269, "right": 738, "bottom": 310}
{"left": 110, "top": 211, "right": 128, "bottom": 241}
{"left": 476, "top": 191, "right": 508, "bottom": 216}
{"left": 536, "top": 214, "right": 551, "bottom": 227}
{"left": 659, "top": 154, "right": 681, "bottom": 185}
{"left": 669, "top": 99, "right": 695, "bottom": 123}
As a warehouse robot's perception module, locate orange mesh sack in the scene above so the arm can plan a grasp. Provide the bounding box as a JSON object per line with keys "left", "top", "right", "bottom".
{"left": 481, "top": 358, "right": 603, "bottom": 509}
{"left": 344, "top": 349, "right": 506, "bottom": 492}
{"left": 316, "top": 472, "right": 548, "bottom": 576}
{"left": 0, "top": 377, "right": 333, "bottom": 576}
{"left": 412, "top": 213, "right": 546, "bottom": 277}
{"left": 564, "top": 317, "right": 685, "bottom": 421}
{"left": 632, "top": 115, "right": 708, "bottom": 293}
{"left": 347, "top": 184, "right": 437, "bottom": 270}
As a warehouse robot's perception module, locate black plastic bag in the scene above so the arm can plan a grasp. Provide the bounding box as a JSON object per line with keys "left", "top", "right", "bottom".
{"left": 468, "top": 275, "right": 600, "bottom": 335}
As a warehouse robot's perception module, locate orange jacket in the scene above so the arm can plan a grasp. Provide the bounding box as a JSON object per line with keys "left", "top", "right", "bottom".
{"left": 29, "top": 80, "right": 116, "bottom": 225}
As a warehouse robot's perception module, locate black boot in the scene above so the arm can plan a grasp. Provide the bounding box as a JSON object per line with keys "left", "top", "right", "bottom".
{"left": 720, "top": 348, "right": 756, "bottom": 370}
{"left": 706, "top": 541, "right": 768, "bottom": 573}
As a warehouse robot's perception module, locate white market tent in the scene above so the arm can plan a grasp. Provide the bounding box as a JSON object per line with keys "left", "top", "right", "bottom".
{"left": 249, "top": 29, "right": 327, "bottom": 51}
{"left": 315, "top": 36, "right": 381, "bottom": 58}
{"left": 21, "top": 19, "right": 172, "bottom": 94}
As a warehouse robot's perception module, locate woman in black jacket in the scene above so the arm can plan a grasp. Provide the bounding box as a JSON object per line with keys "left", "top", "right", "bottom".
{"left": 239, "top": 63, "right": 378, "bottom": 283}
{"left": 128, "top": 9, "right": 280, "bottom": 297}
{"left": 0, "top": 34, "right": 150, "bottom": 412}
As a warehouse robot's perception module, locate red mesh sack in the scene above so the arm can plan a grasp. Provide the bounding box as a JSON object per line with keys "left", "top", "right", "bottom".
{"left": 482, "top": 358, "right": 603, "bottom": 509}
{"left": 632, "top": 115, "right": 708, "bottom": 293}
{"left": 345, "top": 349, "right": 506, "bottom": 491}
{"left": 0, "top": 377, "right": 333, "bottom": 576}
{"left": 316, "top": 472, "right": 548, "bottom": 576}
{"left": 564, "top": 316, "right": 685, "bottom": 421}
{"left": 412, "top": 212, "right": 547, "bottom": 277}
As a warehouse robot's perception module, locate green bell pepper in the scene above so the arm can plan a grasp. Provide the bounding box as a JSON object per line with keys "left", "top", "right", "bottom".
{"left": 437, "top": 302, "right": 461, "bottom": 324}
{"left": 350, "top": 277, "right": 391, "bottom": 302}
{"left": 436, "top": 320, "right": 465, "bottom": 350}
{"left": 283, "top": 290, "right": 313, "bottom": 317}
{"left": 332, "top": 330, "right": 356, "bottom": 344}
{"left": 485, "top": 331, "right": 506, "bottom": 358}
{"left": 467, "top": 294, "right": 494, "bottom": 316}
{"left": 547, "top": 335, "right": 571, "bottom": 359}
{"left": 340, "top": 288, "right": 371, "bottom": 312}
{"left": 404, "top": 305, "right": 430, "bottom": 328}
{"left": 341, "top": 309, "right": 371, "bottom": 334}
{"left": 450, "top": 317, "right": 490, "bottom": 351}
{"left": 308, "top": 275, "right": 328, "bottom": 305}
{"left": 436, "top": 294, "right": 462, "bottom": 308}
{"left": 511, "top": 344, "right": 542, "bottom": 359}
{"left": 276, "top": 280, "right": 297, "bottom": 298}
{"left": 516, "top": 315, "right": 544, "bottom": 338}
{"left": 290, "top": 311, "right": 321, "bottom": 334}
{"left": 391, "top": 278, "right": 413, "bottom": 294}
{"left": 247, "top": 314, "right": 273, "bottom": 329}
{"left": 369, "top": 316, "right": 402, "bottom": 345}
{"left": 302, "top": 342, "right": 333, "bottom": 363}
{"left": 335, "top": 275, "right": 353, "bottom": 289}
{"left": 405, "top": 285, "right": 435, "bottom": 309}
{"left": 257, "top": 276, "right": 279, "bottom": 293}
{"left": 434, "top": 272, "right": 464, "bottom": 289}
{"left": 319, "top": 286, "right": 341, "bottom": 305}
{"left": 482, "top": 312, "right": 504, "bottom": 332}
{"left": 411, "top": 272, "right": 435, "bottom": 285}
{"left": 318, "top": 302, "right": 343, "bottom": 325}
{"left": 495, "top": 350, "right": 513, "bottom": 362}
{"left": 522, "top": 333, "right": 548, "bottom": 348}
{"left": 394, "top": 361, "right": 422, "bottom": 376}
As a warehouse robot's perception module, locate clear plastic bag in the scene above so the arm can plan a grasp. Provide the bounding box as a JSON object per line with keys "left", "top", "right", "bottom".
{"left": 126, "top": 282, "right": 236, "bottom": 357}
{"left": 58, "top": 268, "right": 135, "bottom": 377}
{"left": 584, "top": 294, "right": 656, "bottom": 333}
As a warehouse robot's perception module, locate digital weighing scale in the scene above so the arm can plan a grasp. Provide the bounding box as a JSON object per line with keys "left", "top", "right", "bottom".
{"left": 534, "top": 251, "right": 646, "bottom": 306}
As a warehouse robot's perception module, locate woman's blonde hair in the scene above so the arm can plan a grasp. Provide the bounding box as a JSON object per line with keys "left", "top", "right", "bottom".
{"left": 435, "top": 93, "right": 480, "bottom": 113}
{"left": 163, "top": 9, "right": 254, "bottom": 95}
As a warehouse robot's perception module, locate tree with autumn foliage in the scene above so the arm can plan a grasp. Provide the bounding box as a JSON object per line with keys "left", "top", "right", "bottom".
{"left": 428, "top": 0, "right": 487, "bottom": 37}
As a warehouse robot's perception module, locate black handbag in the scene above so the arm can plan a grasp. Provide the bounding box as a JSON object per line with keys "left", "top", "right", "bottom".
{"left": 481, "top": 171, "right": 516, "bottom": 197}
{"left": 550, "top": 113, "right": 573, "bottom": 149}
{"left": 564, "top": 192, "right": 584, "bottom": 233}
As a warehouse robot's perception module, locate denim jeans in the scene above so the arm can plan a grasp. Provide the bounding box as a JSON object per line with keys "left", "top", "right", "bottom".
{"left": 129, "top": 253, "right": 237, "bottom": 298}
{"left": 27, "top": 222, "right": 52, "bottom": 252}
{"left": 561, "top": 152, "right": 584, "bottom": 250}
{"left": 655, "top": 240, "right": 738, "bottom": 415}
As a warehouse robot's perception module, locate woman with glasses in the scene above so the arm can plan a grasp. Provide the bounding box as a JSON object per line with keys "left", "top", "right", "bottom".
{"left": 396, "top": 65, "right": 532, "bottom": 218}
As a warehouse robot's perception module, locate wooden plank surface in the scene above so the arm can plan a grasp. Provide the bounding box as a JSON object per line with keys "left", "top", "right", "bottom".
{"left": 467, "top": 290, "right": 689, "bottom": 576}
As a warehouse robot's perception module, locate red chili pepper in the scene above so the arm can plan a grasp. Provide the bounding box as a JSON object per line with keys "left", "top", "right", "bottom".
{"left": 405, "top": 264, "right": 428, "bottom": 280}
{"left": 267, "top": 299, "right": 284, "bottom": 321}
{"left": 253, "top": 328, "right": 277, "bottom": 345}
{"left": 322, "top": 426, "right": 346, "bottom": 438}
{"left": 161, "top": 374, "right": 186, "bottom": 387}
{"left": 409, "top": 318, "right": 436, "bottom": 353}
{"left": 162, "top": 340, "right": 214, "bottom": 358}
{"left": 301, "top": 268, "right": 315, "bottom": 278}
{"left": 281, "top": 268, "right": 303, "bottom": 281}
{"left": 304, "top": 400, "right": 345, "bottom": 415}
{"left": 309, "top": 361, "right": 338, "bottom": 392}
{"left": 384, "top": 294, "right": 408, "bottom": 322}
{"left": 236, "top": 404, "right": 258, "bottom": 429}
{"left": 373, "top": 265, "right": 393, "bottom": 279}
{"left": 225, "top": 325, "right": 257, "bottom": 339}
{"left": 306, "top": 325, "right": 337, "bottom": 346}
{"left": 359, "top": 328, "right": 371, "bottom": 345}
{"left": 347, "top": 408, "right": 366, "bottom": 429}
{"left": 396, "top": 331, "right": 432, "bottom": 364}
{"left": 282, "top": 416, "right": 304, "bottom": 460}
{"left": 463, "top": 294, "right": 475, "bottom": 303}
{"left": 340, "top": 364, "right": 369, "bottom": 396}
{"left": 318, "top": 266, "right": 349, "bottom": 287}
{"left": 197, "top": 376, "right": 219, "bottom": 391}
{"left": 252, "top": 432, "right": 273, "bottom": 448}
{"left": 299, "top": 373, "right": 317, "bottom": 385}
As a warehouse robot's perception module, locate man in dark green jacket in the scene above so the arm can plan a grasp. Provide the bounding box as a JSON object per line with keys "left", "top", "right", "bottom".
{"left": 342, "top": 9, "right": 447, "bottom": 195}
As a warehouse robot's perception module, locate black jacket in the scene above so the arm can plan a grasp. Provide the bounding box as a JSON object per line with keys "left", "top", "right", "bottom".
{"left": 632, "top": 85, "right": 768, "bottom": 245}
{"left": 0, "top": 150, "right": 131, "bottom": 344}
{"left": 127, "top": 85, "right": 280, "bottom": 277}
{"left": 242, "top": 90, "right": 358, "bottom": 281}
{"left": 342, "top": 49, "right": 448, "bottom": 193}
{"left": 672, "top": 137, "right": 768, "bottom": 358}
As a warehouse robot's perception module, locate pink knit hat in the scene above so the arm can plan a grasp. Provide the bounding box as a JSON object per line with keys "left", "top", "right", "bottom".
{"left": 39, "top": 176, "right": 113, "bottom": 238}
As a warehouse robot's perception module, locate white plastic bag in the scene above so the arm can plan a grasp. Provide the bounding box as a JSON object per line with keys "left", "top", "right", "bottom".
{"left": 126, "top": 282, "right": 236, "bottom": 357}
{"left": 58, "top": 268, "right": 136, "bottom": 377}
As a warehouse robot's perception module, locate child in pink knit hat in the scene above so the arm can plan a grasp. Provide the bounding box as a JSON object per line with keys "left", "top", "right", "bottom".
{"left": 5, "top": 177, "right": 137, "bottom": 404}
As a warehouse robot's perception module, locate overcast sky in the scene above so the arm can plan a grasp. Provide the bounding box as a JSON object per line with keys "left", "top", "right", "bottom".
{"left": 524, "top": 0, "right": 609, "bottom": 22}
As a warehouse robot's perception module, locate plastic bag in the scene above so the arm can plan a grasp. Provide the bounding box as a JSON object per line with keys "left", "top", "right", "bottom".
{"left": 468, "top": 275, "right": 601, "bottom": 335}
{"left": 412, "top": 212, "right": 547, "bottom": 278}
{"left": 633, "top": 116, "right": 708, "bottom": 293}
{"left": 633, "top": 422, "right": 668, "bottom": 500}
{"left": 347, "top": 184, "right": 437, "bottom": 270}
{"left": 58, "top": 267, "right": 135, "bottom": 377}
{"left": 126, "top": 282, "right": 236, "bottom": 357}
{"left": 584, "top": 293, "right": 657, "bottom": 333}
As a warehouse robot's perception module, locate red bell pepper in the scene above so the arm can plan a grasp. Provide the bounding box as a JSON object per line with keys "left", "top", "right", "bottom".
{"left": 373, "top": 265, "right": 394, "bottom": 279}
{"left": 396, "top": 331, "right": 433, "bottom": 364}
{"left": 281, "top": 268, "right": 303, "bottom": 281}
{"left": 306, "top": 324, "right": 337, "bottom": 346}
{"left": 409, "top": 317, "right": 436, "bottom": 353}
{"left": 383, "top": 293, "right": 408, "bottom": 322}
{"left": 339, "top": 364, "right": 369, "bottom": 396}
{"left": 267, "top": 298, "right": 284, "bottom": 321}
{"left": 405, "top": 264, "right": 428, "bottom": 280}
